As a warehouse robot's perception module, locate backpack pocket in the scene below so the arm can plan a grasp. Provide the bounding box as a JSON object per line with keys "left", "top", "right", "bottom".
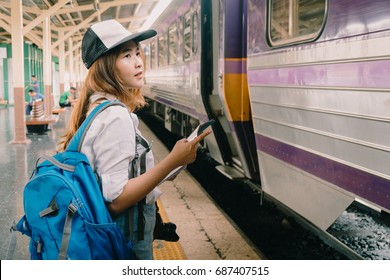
{"left": 84, "top": 220, "right": 135, "bottom": 260}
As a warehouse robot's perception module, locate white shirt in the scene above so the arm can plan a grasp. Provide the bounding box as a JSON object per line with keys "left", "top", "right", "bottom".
{"left": 81, "top": 93, "right": 161, "bottom": 204}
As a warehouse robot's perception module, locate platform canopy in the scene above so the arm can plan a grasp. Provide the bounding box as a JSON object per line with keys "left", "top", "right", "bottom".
{"left": 0, "top": 0, "right": 169, "bottom": 53}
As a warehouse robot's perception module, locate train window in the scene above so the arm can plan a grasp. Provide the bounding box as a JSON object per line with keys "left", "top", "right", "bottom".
{"left": 150, "top": 40, "right": 156, "bottom": 69}
{"left": 268, "top": 0, "right": 327, "bottom": 46}
{"left": 183, "top": 11, "right": 191, "bottom": 61}
{"left": 158, "top": 34, "right": 167, "bottom": 67}
{"left": 168, "top": 22, "right": 178, "bottom": 65}
{"left": 192, "top": 12, "right": 198, "bottom": 54}
{"left": 143, "top": 45, "right": 150, "bottom": 70}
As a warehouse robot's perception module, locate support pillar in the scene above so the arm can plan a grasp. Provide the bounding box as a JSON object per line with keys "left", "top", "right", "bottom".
{"left": 58, "top": 30, "right": 65, "bottom": 94}
{"left": 43, "top": 17, "right": 52, "bottom": 116}
{"left": 10, "top": 0, "right": 29, "bottom": 144}
{"left": 68, "top": 37, "right": 75, "bottom": 87}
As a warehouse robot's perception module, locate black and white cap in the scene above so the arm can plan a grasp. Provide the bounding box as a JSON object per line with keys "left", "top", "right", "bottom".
{"left": 82, "top": 19, "right": 157, "bottom": 69}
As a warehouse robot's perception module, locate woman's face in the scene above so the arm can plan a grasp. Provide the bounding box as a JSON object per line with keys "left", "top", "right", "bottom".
{"left": 115, "top": 40, "right": 145, "bottom": 89}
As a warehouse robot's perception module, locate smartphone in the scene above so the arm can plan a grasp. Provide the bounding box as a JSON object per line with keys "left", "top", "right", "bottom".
{"left": 197, "top": 119, "right": 215, "bottom": 135}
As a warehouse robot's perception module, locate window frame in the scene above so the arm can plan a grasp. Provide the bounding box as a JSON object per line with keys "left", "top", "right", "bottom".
{"left": 183, "top": 11, "right": 192, "bottom": 62}
{"left": 157, "top": 33, "right": 167, "bottom": 67}
{"left": 192, "top": 11, "right": 199, "bottom": 54}
{"left": 149, "top": 39, "right": 156, "bottom": 69}
{"left": 168, "top": 21, "right": 178, "bottom": 65}
{"left": 267, "top": 0, "right": 328, "bottom": 47}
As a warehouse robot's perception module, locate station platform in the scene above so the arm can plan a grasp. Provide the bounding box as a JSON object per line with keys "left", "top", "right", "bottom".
{"left": 0, "top": 106, "right": 262, "bottom": 260}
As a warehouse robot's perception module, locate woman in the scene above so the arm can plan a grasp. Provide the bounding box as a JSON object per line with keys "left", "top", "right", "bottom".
{"left": 57, "top": 19, "right": 211, "bottom": 259}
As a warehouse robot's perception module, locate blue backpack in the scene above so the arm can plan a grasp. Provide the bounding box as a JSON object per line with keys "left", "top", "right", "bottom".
{"left": 10, "top": 100, "right": 135, "bottom": 260}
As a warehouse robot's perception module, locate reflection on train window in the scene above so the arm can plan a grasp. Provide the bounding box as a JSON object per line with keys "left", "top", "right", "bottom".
{"left": 158, "top": 34, "right": 166, "bottom": 67}
{"left": 268, "top": 0, "right": 327, "bottom": 46}
{"left": 183, "top": 11, "right": 191, "bottom": 61}
{"left": 192, "top": 12, "right": 198, "bottom": 54}
{"left": 168, "top": 22, "right": 178, "bottom": 65}
{"left": 150, "top": 40, "right": 156, "bottom": 69}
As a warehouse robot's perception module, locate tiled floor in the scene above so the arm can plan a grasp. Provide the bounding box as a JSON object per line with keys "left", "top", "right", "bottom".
{"left": 0, "top": 106, "right": 72, "bottom": 259}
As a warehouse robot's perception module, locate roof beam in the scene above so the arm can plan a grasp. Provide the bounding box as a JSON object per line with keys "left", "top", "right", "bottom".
{"left": 23, "top": 0, "right": 70, "bottom": 35}
{"left": 51, "top": 6, "right": 109, "bottom": 51}
{"left": 0, "top": 12, "right": 41, "bottom": 46}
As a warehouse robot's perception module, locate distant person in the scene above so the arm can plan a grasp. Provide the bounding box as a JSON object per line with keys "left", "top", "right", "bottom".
{"left": 29, "top": 75, "right": 41, "bottom": 94}
{"left": 25, "top": 89, "right": 44, "bottom": 115}
{"left": 59, "top": 87, "right": 76, "bottom": 107}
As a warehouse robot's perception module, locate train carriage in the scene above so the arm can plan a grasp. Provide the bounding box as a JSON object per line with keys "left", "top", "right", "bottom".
{"left": 143, "top": 0, "right": 390, "bottom": 232}
{"left": 247, "top": 0, "right": 390, "bottom": 229}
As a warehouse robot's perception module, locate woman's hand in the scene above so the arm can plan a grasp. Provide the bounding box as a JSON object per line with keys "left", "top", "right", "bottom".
{"left": 168, "top": 129, "right": 212, "bottom": 168}
{"left": 109, "top": 129, "right": 212, "bottom": 215}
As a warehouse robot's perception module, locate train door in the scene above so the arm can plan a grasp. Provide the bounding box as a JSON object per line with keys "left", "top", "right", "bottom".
{"left": 200, "top": 0, "right": 259, "bottom": 181}
{"left": 200, "top": 0, "right": 232, "bottom": 167}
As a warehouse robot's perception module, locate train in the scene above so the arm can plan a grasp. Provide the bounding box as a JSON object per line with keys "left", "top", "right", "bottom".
{"left": 141, "top": 0, "right": 390, "bottom": 231}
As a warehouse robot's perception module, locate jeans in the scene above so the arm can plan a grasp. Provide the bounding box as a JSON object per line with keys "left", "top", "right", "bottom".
{"left": 132, "top": 202, "right": 156, "bottom": 260}
{"left": 115, "top": 201, "right": 156, "bottom": 260}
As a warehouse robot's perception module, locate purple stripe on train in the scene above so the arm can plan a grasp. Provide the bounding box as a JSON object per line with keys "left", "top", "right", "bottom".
{"left": 248, "top": 59, "right": 390, "bottom": 88}
{"left": 224, "top": 59, "right": 247, "bottom": 74}
{"left": 223, "top": 0, "right": 247, "bottom": 59}
{"left": 256, "top": 134, "right": 390, "bottom": 211}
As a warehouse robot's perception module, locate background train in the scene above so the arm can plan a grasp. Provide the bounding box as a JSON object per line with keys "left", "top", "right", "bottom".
{"left": 141, "top": 0, "right": 390, "bottom": 231}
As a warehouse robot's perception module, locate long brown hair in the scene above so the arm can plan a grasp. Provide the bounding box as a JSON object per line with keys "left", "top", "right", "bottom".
{"left": 57, "top": 43, "right": 147, "bottom": 151}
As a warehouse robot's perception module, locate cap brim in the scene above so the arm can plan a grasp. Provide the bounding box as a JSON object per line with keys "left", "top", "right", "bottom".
{"left": 109, "top": 29, "right": 157, "bottom": 50}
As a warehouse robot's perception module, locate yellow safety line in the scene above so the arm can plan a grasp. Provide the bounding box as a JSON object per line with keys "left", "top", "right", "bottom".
{"left": 153, "top": 199, "right": 187, "bottom": 260}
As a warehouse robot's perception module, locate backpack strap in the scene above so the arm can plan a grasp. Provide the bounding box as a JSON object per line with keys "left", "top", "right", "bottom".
{"left": 135, "top": 135, "right": 152, "bottom": 240}
{"left": 6, "top": 216, "right": 31, "bottom": 260}
{"left": 66, "top": 100, "right": 126, "bottom": 152}
{"left": 58, "top": 203, "right": 78, "bottom": 260}
{"left": 6, "top": 221, "right": 18, "bottom": 260}
{"left": 127, "top": 130, "right": 152, "bottom": 241}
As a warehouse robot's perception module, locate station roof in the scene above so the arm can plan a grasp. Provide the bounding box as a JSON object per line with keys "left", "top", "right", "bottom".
{"left": 0, "top": 0, "right": 163, "bottom": 52}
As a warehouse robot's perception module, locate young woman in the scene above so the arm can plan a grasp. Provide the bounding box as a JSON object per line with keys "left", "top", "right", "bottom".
{"left": 57, "top": 20, "right": 211, "bottom": 259}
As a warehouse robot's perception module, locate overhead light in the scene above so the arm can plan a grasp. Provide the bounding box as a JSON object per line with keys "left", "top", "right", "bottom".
{"left": 140, "top": 0, "right": 172, "bottom": 31}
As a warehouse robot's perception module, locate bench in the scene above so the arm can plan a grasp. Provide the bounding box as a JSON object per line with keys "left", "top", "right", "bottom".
{"left": 26, "top": 100, "right": 58, "bottom": 134}
{"left": 26, "top": 115, "right": 58, "bottom": 134}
